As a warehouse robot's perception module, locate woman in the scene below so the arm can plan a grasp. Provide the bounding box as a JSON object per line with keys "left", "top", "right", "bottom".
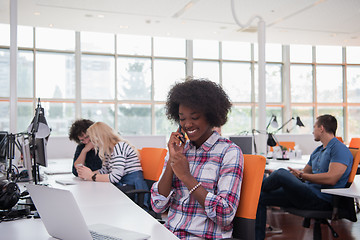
{"left": 76, "top": 122, "right": 148, "bottom": 194}
{"left": 151, "top": 78, "right": 244, "bottom": 239}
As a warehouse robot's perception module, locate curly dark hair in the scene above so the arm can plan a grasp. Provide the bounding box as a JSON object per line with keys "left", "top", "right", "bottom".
{"left": 68, "top": 119, "right": 94, "bottom": 144}
{"left": 166, "top": 78, "right": 232, "bottom": 127}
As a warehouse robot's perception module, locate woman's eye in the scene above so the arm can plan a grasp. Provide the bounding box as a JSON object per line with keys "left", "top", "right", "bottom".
{"left": 179, "top": 119, "right": 185, "bottom": 122}
{"left": 192, "top": 117, "right": 200, "bottom": 120}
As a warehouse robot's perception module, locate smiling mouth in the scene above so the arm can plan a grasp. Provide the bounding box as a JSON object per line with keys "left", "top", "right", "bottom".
{"left": 187, "top": 129, "right": 197, "bottom": 135}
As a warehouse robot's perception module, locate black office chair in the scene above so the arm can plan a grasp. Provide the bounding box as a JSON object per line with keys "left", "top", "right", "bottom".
{"left": 283, "top": 148, "right": 360, "bottom": 240}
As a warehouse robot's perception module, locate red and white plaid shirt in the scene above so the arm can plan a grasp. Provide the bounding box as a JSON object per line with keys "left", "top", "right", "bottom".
{"left": 151, "top": 132, "right": 243, "bottom": 239}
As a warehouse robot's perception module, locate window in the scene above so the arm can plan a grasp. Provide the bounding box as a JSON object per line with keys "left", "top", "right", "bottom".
{"left": 36, "top": 52, "right": 75, "bottom": 99}
{"left": 82, "top": 103, "right": 115, "bottom": 128}
{"left": 222, "top": 106, "right": 252, "bottom": 135}
{"left": 290, "top": 65, "right": 313, "bottom": 103}
{"left": 118, "top": 104, "right": 151, "bottom": 135}
{"left": 0, "top": 49, "right": 10, "bottom": 97}
{"left": 222, "top": 41, "right": 251, "bottom": 61}
{"left": 1, "top": 24, "right": 360, "bottom": 142}
{"left": 153, "top": 37, "right": 186, "bottom": 58}
{"left": 316, "top": 66, "right": 343, "bottom": 103}
{"left": 81, "top": 31, "right": 115, "bottom": 53}
{"left": 222, "top": 62, "right": 251, "bottom": 102}
{"left": 290, "top": 45, "right": 312, "bottom": 63}
{"left": 193, "top": 40, "right": 219, "bottom": 59}
{"left": 117, "top": 34, "right": 151, "bottom": 56}
{"left": 81, "top": 54, "right": 115, "bottom": 100}
{"left": 36, "top": 28, "right": 75, "bottom": 51}
{"left": 193, "top": 61, "right": 219, "bottom": 83}
{"left": 347, "top": 66, "right": 360, "bottom": 103}
{"left": 117, "top": 57, "right": 151, "bottom": 101}
{"left": 316, "top": 46, "right": 342, "bottom": 64}
{"left": 18, "top": 50, "right": 34, "bottom": 98}
{"left": 153, "top": 59, "right": 186, "bottom": 101}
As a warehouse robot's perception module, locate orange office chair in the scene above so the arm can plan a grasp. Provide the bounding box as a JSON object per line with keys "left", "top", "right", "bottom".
{"left": 336, "top": 136, "right": 344, "bottom": 143}
{"left": 284, "top": 148, "right": 360, "bottom": 240}
{"left": 349, "top": 138, "right": 360, "bottom": 149}
{"left": 138, "top": 147, "right": 167, "bottom": 182}
{"left": 125, "top": 147, "right": 167, "bottom": 218}
{"left": 270, "top": 141, "right": 296, "bottom": 152}
{"left": 232, "top": 154, "right": 266, "bottom": 240}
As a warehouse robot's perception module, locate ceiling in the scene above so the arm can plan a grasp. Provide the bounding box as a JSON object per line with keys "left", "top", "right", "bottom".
{"left": 1, "top": 0, "right": 360, "bottom": 46}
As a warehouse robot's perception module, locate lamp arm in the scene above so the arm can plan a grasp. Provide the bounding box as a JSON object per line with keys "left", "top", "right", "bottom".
{"left": 274, "top": 117, "right": 294, "bottom": 134}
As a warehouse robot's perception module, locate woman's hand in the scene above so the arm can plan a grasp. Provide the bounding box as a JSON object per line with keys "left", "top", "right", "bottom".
{"left": 167, "top": 131, "right": 190, "bottom": 181}
{"left": 77, "top": 165, "right": 93, "bottom": 181}
{"left": 83, "top": 141, "right": 94, "bottom": 153}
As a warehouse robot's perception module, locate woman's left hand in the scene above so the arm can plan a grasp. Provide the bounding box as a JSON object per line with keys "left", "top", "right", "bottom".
{"left": 77, "top": 165, "right": 93, "bottom": 181}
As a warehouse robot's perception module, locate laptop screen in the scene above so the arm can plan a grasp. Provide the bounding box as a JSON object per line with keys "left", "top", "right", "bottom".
{"left": 229, "top": 136, "right": 253, "bottom": 154}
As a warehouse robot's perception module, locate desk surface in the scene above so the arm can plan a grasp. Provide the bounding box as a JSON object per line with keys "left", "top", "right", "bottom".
{"left": 321, "top": 175, "right": 360, "bottom": 198}
{"left": 266, "top": 155, "right": 309, "bottom": 171}
{"left": 0, "top": 170, "right": 178, "bottom": 240}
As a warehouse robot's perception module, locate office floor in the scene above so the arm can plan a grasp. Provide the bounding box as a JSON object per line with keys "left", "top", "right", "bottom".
{"left": 266, "top": 208, "right": 360, "bottom": 240}
{"left": 160, "top": 208, "right": 360, "bottom": 239}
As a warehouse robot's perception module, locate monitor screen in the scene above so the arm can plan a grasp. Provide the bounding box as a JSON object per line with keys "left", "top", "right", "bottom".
{"left": 0, "top": 131, "right": 8, "bottom": 163}
{"left": 35, "top": 138, "right": 48, "bottom": 167}
{"left": 229, "top": 136, "right": 254, "bottom": 155}
{"left": 20, "top": 136, "right": 33, "bottom": 182}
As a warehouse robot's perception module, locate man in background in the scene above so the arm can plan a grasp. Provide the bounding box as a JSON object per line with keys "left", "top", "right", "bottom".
{"left": 68, "top": 119, "right": 102, "bottom": 176}
{"left": 255, "top": 114, "right": 353, "bottom": 240}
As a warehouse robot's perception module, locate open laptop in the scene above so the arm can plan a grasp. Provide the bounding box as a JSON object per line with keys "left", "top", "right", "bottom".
{"left": 229, "top": 136, "right": 254, "bottom": 154}
{"left": 26, "top": 184, "right": 150, "bottom": 240}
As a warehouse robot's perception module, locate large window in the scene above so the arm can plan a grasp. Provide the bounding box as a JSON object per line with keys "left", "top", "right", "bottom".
{"left": 1, "top": 25, "right": 360, "bottom": 143}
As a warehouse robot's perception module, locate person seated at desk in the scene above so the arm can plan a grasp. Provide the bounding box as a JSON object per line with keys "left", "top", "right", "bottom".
{"left": 69, "top": 119, "right": 102, "bottom": 177}
{"left": 151, "top": 79, "right": 243, "bottom": 239}
{"left": 255, "top": 114, "right": 353, "bottom": 240}
{"left": 76, "top": 122, "right": 148, "bottom": 195}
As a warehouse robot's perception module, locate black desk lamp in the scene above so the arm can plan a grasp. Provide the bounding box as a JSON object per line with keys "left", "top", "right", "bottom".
{"left": 267, "top": 116, "right": 305, "bottom": 159}
{"left": 266, "top": 115, "right": 278, "bottom": 147}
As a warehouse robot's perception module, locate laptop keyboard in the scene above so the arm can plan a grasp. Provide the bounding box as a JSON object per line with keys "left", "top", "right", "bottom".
{"left": 90, "top": 230, "right": 122, "bottom": 240}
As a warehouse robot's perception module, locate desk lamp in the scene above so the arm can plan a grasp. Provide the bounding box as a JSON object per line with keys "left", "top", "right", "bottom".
{"left": 267, "top": 116, "right": 305, "bottom": 159}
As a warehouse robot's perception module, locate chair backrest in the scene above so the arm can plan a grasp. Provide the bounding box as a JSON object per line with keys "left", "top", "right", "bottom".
{"left": 348, "top": 148, "right": 360, "bottom": 185}
{"left": 232, "top": 154, "right": 266, "bottom": 240}
{"left": 349, "top": 138, "right": 360, "bottom": 149}
{"left": 138, "top": 147, "right": 167, "bottom": 181}
{"left": 336, "top": 136, "right": 344, "bottom": 143}
{"left": 235, "top": 154, "right": 266, "bottom": 219}
{"left": 270, "top": 141, "right": 295, "bottom": 152}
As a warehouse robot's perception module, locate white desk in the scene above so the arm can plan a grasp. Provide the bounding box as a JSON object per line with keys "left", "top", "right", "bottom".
{"left": 266, "top": 155, "right": 309, "bottom": 171}
{"left": 321, "top": 175, "right": 360, "bottom": 198}
{"left": 0, "top": 174, "right": 178, "bottom": 240}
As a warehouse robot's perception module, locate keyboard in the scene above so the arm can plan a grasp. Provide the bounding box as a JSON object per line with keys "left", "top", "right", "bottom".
{"left": 90, "top": 230, "right": 122, "bottom": 240}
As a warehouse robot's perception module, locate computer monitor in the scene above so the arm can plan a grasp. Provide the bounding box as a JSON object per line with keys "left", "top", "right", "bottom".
{"left": 0, "top": 131, "right": 8, "bottom": 163}
{"left": 20, "top": 136, "right": 33, "bottom": 182}
{"left": 229, "top": 136, "right": 254, "bottom": 155}
{"left": 35, "top": 138, "right": 48, "bottom": 167}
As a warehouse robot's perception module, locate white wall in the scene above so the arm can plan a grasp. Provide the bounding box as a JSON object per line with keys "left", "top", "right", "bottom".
{"left": 46, "top": 135, "right": 167, "bottom": 159}
{"left": 271, "top": 134, "right": 321, "bottom": 155}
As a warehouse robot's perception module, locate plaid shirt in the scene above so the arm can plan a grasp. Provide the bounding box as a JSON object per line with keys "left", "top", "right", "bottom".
{"left": 151, "top": 132, "right": 243, "bottom": 239}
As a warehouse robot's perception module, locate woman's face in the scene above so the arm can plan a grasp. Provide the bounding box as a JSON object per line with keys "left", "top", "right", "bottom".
{"left": 179, "top": 104, "right": 213, "bottom": 148}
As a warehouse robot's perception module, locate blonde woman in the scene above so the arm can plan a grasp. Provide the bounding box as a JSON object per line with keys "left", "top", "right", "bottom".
{"left": 76, "top": 122, "right": 148, "bottom": 195}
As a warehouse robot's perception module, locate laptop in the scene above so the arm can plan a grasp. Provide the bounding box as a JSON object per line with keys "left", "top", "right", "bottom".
{"left": 229, "top": 136, "right": 254, "bottom": 154}
{"left": 26, "top": 184, "right": 150, "bottom": 240}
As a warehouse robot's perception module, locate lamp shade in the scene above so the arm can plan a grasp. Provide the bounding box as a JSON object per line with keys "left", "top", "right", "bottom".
{"left": 27, "top": 108, "right": 51, "bottom": 139}
{"left": 267, "top": 133, "right": 277, "bottom": 147}
{"left": 296, "top": 116, "right": 305, "bottom": 127}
